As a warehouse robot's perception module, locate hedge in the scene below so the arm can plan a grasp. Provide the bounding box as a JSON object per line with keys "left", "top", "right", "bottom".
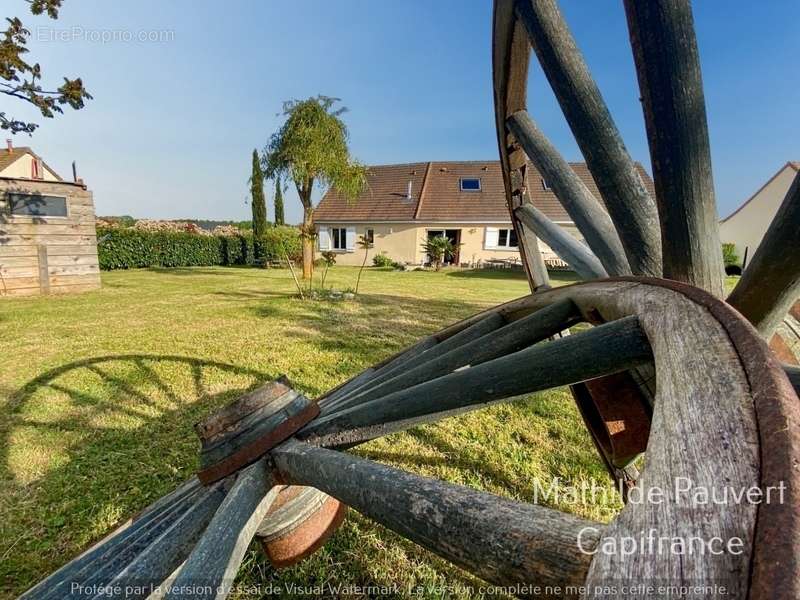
{"left": 97, "top": 226, "right": 302, "bottom": 270}
{"left": 260, "top": 226, "right": 302, "bottom": 263}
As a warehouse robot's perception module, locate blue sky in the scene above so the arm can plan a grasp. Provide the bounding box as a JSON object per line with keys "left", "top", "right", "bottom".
{"left": 9, "top": 0, "right": 799, "bottom": 224}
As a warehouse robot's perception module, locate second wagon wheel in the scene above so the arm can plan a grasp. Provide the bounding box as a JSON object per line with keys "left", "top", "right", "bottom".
{"left": 22, "top": 0, "right": 800, "bottom": 599}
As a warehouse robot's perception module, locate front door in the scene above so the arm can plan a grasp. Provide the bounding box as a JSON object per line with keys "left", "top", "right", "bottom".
{"left": 444, "top": 229, "right": 461, "bottom": 265}
{"left": 426, "top": 229, "right": 461, "bottom": 266}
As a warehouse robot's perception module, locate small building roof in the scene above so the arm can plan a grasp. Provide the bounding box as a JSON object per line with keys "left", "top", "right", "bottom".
{"left": 0, "top": 145, "right": 63, "bottom": 181}
{"left": 720, "top": 161, "right": 799, "bottom": 223}
{"left": 315, "top": 160, "right": 654, "bottom": 223}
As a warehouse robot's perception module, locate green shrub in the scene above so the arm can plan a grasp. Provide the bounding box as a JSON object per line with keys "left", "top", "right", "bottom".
{"left": 260, "top": 225, "right": 302, "bottom": 263}
{"left": 722, "top": 243, "right": 740, "bottom": 267}
{"left": 220, "top": 235, "right": 245, "bottom": 265}
{"left": 372, "top": 254, "right": 394, "bottom": 267}
{"left": 722, "top": 242, "right": 739, "bottom": 267}
{"left": 98, "top": 227, "right": 223, "bottom": 270}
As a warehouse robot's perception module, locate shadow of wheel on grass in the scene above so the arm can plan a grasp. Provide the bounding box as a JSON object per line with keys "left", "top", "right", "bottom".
{"left": 0, "top": 354, "right": 269, "bottom": 596}
{"left": 0, "top": 353, "right": 499, "bottom": 600}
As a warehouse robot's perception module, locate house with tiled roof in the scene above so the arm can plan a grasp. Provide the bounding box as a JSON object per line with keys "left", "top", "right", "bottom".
{"left": 315, "top": 160, "right": 654, "bottom": 267}
{"left": 0, "top": 141, "right": 101, "bottom": 296}
{"left": 720, "top": 161, "right": 799, "bottom": 265}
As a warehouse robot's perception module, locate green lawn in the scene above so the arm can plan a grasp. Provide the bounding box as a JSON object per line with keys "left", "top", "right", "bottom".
{"left": 1, "top": 266, "right": 619, "bottom": 598}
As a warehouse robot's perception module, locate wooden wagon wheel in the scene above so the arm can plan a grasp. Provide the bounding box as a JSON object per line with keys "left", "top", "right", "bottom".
{"left": 22, "top": 0, "right": 799, "bottom": 599}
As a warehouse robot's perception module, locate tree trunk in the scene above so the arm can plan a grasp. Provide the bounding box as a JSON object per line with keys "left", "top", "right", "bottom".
{"left": 302, "top": 206, "right": 314, "bottom": 280}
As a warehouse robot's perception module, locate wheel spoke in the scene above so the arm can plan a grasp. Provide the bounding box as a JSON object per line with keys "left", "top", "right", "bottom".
{"left": 624, "top": 0, "right": 725, "bottom": 296}
{"left": 515, "top": 204, "right": 607, "bottom": 279}
{"left": 331, "top": 299, "right": 581, "bottom": 412}
{"left": 300, "top": 316, "right": 653, "bottom": 448}
{"left": 514, "top": 0, "right": 662, "bottom": 277}
{"left": 323, "top": 311, "right": 506, "bottom": 411}
{"left": 508, "top": 109, "right": 630, "bottom": 276}
{"left": 106, "top": 483, "right": 228, "bottom": 599}
{"left": 727, "top": 171, "right": 800, "bottom": 338}
{"left": 31, "top": 484, "right": 204, "bottom": 600}
{"left": 19, "top": 476, "right": 202, "bottom": 599}
{"left": 165, "top": 459, "right": 278, "bottom": 600}
{"left": 272, "top": 439, "right": 600, "bottom": 590}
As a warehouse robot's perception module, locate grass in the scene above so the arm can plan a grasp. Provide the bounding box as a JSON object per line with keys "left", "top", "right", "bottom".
{"left": 1, "top": 265, "right": 727, "bottom": 598}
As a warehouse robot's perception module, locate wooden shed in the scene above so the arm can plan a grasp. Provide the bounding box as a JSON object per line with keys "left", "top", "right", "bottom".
{"left": 0, "top": 142, "right": 101, "bottom": 296}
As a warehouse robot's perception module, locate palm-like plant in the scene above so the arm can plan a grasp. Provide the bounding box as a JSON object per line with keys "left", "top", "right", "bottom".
{"left": 355, "top": 235, "right": 372, "bottom": 295}
{"left": 422, "top": 236, "right": 456, "bottom": 271}
{"left": 320, "top": 251, "right": 336, "bottom": 289}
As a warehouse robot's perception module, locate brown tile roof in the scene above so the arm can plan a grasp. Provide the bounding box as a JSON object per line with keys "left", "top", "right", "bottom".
{"left": 0, "top": 146, "right": 32, "bottom": 172}
{"left": 0, "top": 145, "right": 63, "bottom": 180}
{"left": 315, "top": 160, "right": 654, "bottom": 223}
{"left": 315, "top": 162, "right": 428, "bottom": 221}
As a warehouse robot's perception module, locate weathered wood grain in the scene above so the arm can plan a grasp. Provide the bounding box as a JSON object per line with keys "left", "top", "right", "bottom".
{"left": 514, "top": 204, "right": 608, "bottom": 279}
{"left": 75, "top": 495, "right": 204, "bottom": 597}
{"left": 509, "top": 168, "right": 552, "bottom": 291}
{"left": 300, "top": 316, "right": 653, "bottom": 447}
{"left": 569, "top": 282, "right": 759, "bottom": 598}
{"left": 165, "top": 460, "right": 278, "bottom": 600}
{"left": 513, "top": 0, "right": 662, "bottom": 277}
{"left": 37, "top": 244, "right": 49, "bottom": 294}
{"left": 30, "top": 485, "right": 203, "bottom": 600}
{"left": 508, "top": 110, "right": 631, "bottom": 276}
{"left": 624, "top": 0, "right": 725, "bottom": 296}
{"left": 19, "top": 479, "right": 201, "bottom": 599}
{"left": 104, "top": 483, "right": 227, "bottom": 599}
{"left": 334, "top": 299, "right": 581, "bottom": 409}
{"left": 194, "top": 378, "right": 292, "bottom": 444}
{"left": 727, "top": 171, "right": 800, "bottom": 338}
{"left": 199, "top": 392, "right": 305, "bottom": 465}
{"left": 273, "top": 439, "right": 600, "bottom": 594}
{"left": 492, "top": 0, "right": 551, "bottom": 291}
{"left": 786, "top": 364, "right": 800, "bottom": 395}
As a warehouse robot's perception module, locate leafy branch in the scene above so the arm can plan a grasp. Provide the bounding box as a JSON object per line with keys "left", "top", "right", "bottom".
{"left": 1, "top": 1, "right": 91, "bottom": 134}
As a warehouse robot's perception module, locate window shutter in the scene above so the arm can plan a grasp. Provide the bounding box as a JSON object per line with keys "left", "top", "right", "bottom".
{"left": 485, "top": 227, "right": 499, "bottom": 249}
{"left": 318, "top": 227, "right": 331, "bottom": 250}
{"left": 346, "top": 227, "right": 356, "bottom": 252}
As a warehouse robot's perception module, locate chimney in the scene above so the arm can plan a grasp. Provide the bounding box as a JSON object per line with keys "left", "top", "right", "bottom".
{"left": 6, "top": 139, "right": 12, "bottom": 154}
{"left": 72, "top": 160, "right": 78, "bottom": 183}
{"left": 406, "top": 180, "right": 412, "bottom": 200}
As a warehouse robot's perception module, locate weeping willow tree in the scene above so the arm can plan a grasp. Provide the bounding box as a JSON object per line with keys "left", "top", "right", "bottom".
{"left": 263, "top": 96, "right": 366, "bottom": 279}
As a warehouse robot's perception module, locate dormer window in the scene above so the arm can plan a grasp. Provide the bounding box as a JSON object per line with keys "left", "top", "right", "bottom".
{"left": 460, "top": 178, "right": 481, "bottom": 192}
{"left": 541, "top": 177, "right": 550, "bottom": 190}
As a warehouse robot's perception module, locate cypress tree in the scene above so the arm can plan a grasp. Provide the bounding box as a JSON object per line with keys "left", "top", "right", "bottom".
{"left": 250, "top": 149, "right": 268, "bottom": 238}
{"left": 274, "top": 177, "right": 285, "bottom": 226}
{"left": 250, "top": 150, "right": 269, "bottom": 265}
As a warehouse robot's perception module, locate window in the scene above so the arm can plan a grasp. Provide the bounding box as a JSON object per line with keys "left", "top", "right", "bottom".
{"left": 497, "top": 228, "right": 518, "bottom": 248}
{"left": 460, "top": 178, "right": 481, "bottom": 191}
{"left": 331, "top": 227, "right": 347, "bottom": 250}
{"left": 365, "top": 228, "right": 374, "bottom": 246}
{"left": 7, "top": 193, "right": 68, "bottom": 217}
{"left": 31, "top": 158, "right": 44, "bottom": 179}
{"left": 541, "top": 178, "right": 550, "bottom": 190}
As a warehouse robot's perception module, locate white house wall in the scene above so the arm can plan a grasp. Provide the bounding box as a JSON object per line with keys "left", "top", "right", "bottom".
{"left": 719, "top": 164, "right": 798, "bottom": 262}
{"left": 0, "top": 152, "right": 60, "bottom": 182}
{"left": 316, "top": 222, "right": 581, "bottom": 267}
